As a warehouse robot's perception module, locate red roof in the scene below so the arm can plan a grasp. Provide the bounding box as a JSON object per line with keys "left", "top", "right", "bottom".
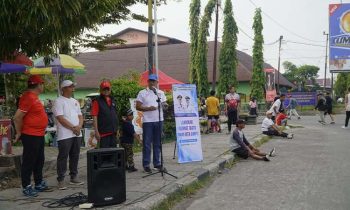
{"left": 140, "top": 70, "right": 183, "bottom": 91}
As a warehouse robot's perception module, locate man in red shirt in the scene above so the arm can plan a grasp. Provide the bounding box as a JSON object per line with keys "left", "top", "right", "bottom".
{"left": 91, "top": 80, "right": 118, "bottom": 148}
{"left": 275, "top": 109, "right": 288, "bottom": 126}
{"left": 13, "top": 75, "right": 48, "bottom": 197}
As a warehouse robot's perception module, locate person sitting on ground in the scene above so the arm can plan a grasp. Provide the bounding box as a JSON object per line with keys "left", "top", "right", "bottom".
{"left": 230, "top": 119, "right": 275, "bottom": 161}
{"left": 205, "top": 90, "right": 221, "bottom": 133}
{"left": 262, "top": 111, "right": 293, "bottom": 139}
{"left": 120, "top": 109, "right": 142, "bottom": 172}
{"left": 276, "top": 109, "right": 288, "bottom": 126}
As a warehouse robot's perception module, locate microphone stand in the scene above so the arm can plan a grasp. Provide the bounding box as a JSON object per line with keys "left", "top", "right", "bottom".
{"left": 143, "top": 89, "right": 177, "bottom": 179}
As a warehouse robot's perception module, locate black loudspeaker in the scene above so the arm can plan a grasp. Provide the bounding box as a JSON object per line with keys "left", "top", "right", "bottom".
{"left": 87, "top": 148, "right": 126, "bottom": 206}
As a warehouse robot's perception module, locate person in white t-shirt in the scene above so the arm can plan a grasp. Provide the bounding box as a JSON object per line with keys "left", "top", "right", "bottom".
{"left": 262, "top": 111, "right": 293, "bottom": 139}
{"left": 136, "top": 74, "right": 168, "bottom": 173}
{"left": 53, "top": 80, "right": 84, "bottom": 190}
{"left": 268, "top": 94, "right": 286, "bottom": 121}
{"left": 343, "top": 87, "right": 350, "bottom": 129}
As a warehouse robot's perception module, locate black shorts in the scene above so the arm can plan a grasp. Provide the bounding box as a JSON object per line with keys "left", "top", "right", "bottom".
{"left": 208, "top": 115, "right": 219, "bottom": 120}
{"left": 324, "top": 107, "right": 333, "bottom": 115}
{"left": 232, "top": 147, "right": 249, "bottom": 159}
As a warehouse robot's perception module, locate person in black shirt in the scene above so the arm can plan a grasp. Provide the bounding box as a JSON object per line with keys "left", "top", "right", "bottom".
{"left": 120, "top": 109, "right": 142, "bottom": 172}
{"left": 324, "top": 92, "right": 335, "bottom": 124}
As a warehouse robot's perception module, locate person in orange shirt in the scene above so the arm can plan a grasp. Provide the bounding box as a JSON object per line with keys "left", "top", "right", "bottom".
{"left": 275, "top": 109, "right": 288, "bottom": 126}
{"left": 13, "top": 75, "right": 48, "bottom": 197}
{"left": 206, "top": 90, "right": 221, "bottom": 133}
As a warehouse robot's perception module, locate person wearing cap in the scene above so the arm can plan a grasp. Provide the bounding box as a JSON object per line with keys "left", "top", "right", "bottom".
{"left": 136, "top": 74, "right": 168, "bottom": 173}
{"left": 262, "top": 111, "right": 293, "bottom": 139}
{"left": 268, "top": 94, "right": 286, "bottom": 122}
{"left": 230, "top": 120, "right": 274, "bottom": 161}
{"left": 91, "top": 80, "right": 119, "bottom": 148}
{"left": 120, "top": 109, "right": 142, "bottom": 172}
{"left": 13, "top": 75, "right": 49, "bottom": 197}
{"left": 53, "top": 80, "right": 84, "bottom": 190}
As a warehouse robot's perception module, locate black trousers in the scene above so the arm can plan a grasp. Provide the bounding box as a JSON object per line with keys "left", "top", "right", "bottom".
{"left": 227, "top": 109, "right": 238, "bottom": 132}
{"left": 57, "top": 137, "right": 81, "bottom": 182}
{"left": 100, "top": 134, "right": 117, "bottom": 148}
{"left": 263, "top": 129, "right": 288, "bottom": 138}
{"left": 345, "top": 111, "right": 350, "bottom": 127}
{"left": 21, "top": 134, "right": 45, "bottom": 188}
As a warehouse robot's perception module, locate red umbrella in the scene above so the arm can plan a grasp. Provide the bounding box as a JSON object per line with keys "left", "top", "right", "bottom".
{"left": 140, "top": 70, "right": 184, "bottom": 91}
{"left": 4, "top": 52, "right": 33, "bottom": 66}
{"left": 0, "top": 52, "right": 33, "bottom": 73}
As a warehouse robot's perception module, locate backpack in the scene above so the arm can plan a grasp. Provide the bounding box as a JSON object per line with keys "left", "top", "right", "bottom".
{"left": 227, "top": 99, "right": 238, "bottom": 110}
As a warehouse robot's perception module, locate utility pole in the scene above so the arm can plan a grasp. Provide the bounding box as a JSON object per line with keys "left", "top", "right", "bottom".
{"left": 212, "top": 0, "right": 220, "bottom": 91}
{"left": 277, "top": 35, "right": 283, "bottom": 93}
{"left": 147, "top": 0, "right": 153, "bottom": 75}
{"left": 323, "top": 31, "right": 329, "bottom": 91}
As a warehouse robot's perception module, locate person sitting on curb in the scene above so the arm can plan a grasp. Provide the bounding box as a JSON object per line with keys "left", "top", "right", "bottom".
{"left": 262, "top": 111, "right": 293, "bottom": 139}
{"left": 230, "top": 119, "right": 275, "bottom": 161}
{"left": 276, "top": 109, "right": 288, "bottom": 126}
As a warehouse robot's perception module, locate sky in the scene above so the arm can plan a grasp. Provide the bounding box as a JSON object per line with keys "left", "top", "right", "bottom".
{"left": 94, "top": 0, "right": 348, "bottom": 79}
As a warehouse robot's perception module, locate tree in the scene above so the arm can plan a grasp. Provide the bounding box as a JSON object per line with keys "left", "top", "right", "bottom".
{"left": 217, "top": 0, "right": 239, "bottom": 96}
{"left": 297, "top": 65, "right": 319, "bottom": 88}
{"left": 195, "top": 0, "right": 216, "bottom": 97}
{"left": 189, "top": 0, "right": 201, "bottom": 86}
{"left": 250, "top": 8, "right": 265, "bottom": 101}
{"left": 282, "top": 61, "right": 298, "bottom": 83}
{"left": 334, "top": 73, "right": 350, "bottom": 98}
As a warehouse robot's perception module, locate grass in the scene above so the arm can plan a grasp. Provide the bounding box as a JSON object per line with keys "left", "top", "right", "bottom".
{"left": 151, "top": 176, "right": 213, "bottom": 210}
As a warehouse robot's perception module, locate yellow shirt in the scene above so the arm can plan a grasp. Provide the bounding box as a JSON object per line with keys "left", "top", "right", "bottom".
{"left": 206, "top": 96, "right": 220, "bottom": 115}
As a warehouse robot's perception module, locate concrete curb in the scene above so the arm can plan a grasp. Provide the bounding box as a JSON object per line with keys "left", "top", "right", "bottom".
{"left": 119, "top": 134, "right": 267, "bottom": 210}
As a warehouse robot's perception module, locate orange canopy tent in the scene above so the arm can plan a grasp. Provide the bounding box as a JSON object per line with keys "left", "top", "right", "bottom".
{"left": 139, "top": 70, "right": 184, "bottom": 91}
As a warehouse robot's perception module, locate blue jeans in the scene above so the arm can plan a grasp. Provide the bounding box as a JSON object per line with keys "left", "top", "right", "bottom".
{"left": 142, "top": 122, "right": 162, "bottom": 168}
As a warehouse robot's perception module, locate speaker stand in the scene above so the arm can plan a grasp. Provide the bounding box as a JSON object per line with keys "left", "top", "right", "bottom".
{"left": 143, "top": 94, "right": 177, "bottom": 179}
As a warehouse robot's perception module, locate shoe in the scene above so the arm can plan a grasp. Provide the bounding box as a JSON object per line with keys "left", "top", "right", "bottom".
{"left": 205, "top": 130, "right": 210, "bottom": 134}
{"left": 128, "top": 166, "right": 138, "bottom": 173}
{"left": 70, "top": 178, "right": 84, "bottom": 185}
{"left": 34, "top": 180, "right": 48, "bottom": 192}
{"left": 155, "top": 165, "right": 168, "bottom": 173}
{"left": 226, "top": 131, "right": 231, "bottom": 135}
{"left": 269, "top": 147, "right": 276, "bottom": 157}
{"left": 330, "top": 121, "right": 335, "bottom": 124}
{"left": 218, "top": 129, "right": 222, "bottom": 133}
{"left": 341, "top": 126, "right": 349, "bottom": 129}
{"left": 23, "top": 185, "right": 38, "bottom": 197}
{"left": 58, "top": 181, "right": 67, "bottom": 190}
{"left": 318, "top": 121, "right": 326, "bottom": 125}
{"left": 263, "top": 155, "right": 270, "bottom": 161}
{"left": 287, "top": 134, "right": 293, "bottom": 139}
{"left": 144, "top": 167, "right": 152, "bottom": 173}
{"left": 298, "top": 117, "right": 301, "bottom": 120}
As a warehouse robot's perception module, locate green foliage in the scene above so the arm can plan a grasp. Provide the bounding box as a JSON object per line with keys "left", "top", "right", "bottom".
{"left": 163, "top": 94, "right": 176, "bottom": 139}
{"left": 250, "top": 8, "right": 265, "bottom": 101}
{"left": 218, "top": 0, "right": 239, "bottom": 96}
{"left": 282, "top": 61, "right": 320, "bottom": 90}
{"left": 195, "top": 0, "right": 216, "bottom": 97}
{"left": 110, "top": 73, "right": 143, "bottom": 121}
{"left": 189, "top": 0, "right": 201, "bottom": 86}
{"left": 334, "top": 73, "right": 350, "bottom": 98}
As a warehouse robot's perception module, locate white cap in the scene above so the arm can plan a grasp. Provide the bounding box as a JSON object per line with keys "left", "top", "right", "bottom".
{"left": 60, "top": 80, "right": 76, "bottom": 89}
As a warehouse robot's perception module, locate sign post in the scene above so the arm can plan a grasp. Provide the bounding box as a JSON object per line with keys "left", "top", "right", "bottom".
{"left": 172, "top": 84, "right": 203, "bottom": 163}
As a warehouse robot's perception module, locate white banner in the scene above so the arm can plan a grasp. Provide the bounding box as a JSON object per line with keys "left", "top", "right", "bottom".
{"left": 172, "top": 84, "right": 203, "bottom": 163}
{"left": 129, "top": 98, "right": 143, "bottom": 135}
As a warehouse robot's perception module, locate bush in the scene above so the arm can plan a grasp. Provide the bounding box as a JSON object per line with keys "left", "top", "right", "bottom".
{"left": 110, "top": 72, "right": 143, "bottom": 121}
{"left": 163, "top": 93, "right": 176, "bottom": 141}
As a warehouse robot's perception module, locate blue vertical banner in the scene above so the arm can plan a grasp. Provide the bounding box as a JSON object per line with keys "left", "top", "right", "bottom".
{"left": 329, "top": 3, "right": 350, "bottom": 72}
{"left": 172, "top": 84, "right": 203, "bottom": 163}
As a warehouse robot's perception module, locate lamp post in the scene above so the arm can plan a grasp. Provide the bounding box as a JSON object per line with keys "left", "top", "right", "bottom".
{"left": 147, "top": 0, "right": 153, "bottom": 75}
{"left": 323, "top": 31, "right": 329, "bottom": 91}
{"left": 277, "top": 35, "right": 283, "bottom": 93}
{"left": 212, "top": 0, "right": 220, "bottom": 90}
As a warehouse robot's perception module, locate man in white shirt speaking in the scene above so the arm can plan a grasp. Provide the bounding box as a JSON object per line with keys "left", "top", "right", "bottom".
{"left": 53, "top": 80, "right": 84, "bottom": 190}
{"left": 136, "top": 74, "right": 168, "bottom": 173}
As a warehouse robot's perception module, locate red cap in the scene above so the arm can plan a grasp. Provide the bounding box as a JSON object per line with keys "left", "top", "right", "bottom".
{"left": 28, "top": 75, "right": 44, "bottom": 85}
{"left": 100, "top": 81, "right": 111, "bottom": 89}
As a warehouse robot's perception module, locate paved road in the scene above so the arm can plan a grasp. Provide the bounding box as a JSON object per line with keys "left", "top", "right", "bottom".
{"left": 174, "top": 115, "right": 350, "bottom": 210}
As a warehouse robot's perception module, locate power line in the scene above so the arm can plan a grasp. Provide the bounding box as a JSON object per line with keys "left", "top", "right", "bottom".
{"left": 284, "top": 40, "right": 325, "bottom": 47}
{"left": 247, "top": 0, "right": 324, "bottom": 43}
